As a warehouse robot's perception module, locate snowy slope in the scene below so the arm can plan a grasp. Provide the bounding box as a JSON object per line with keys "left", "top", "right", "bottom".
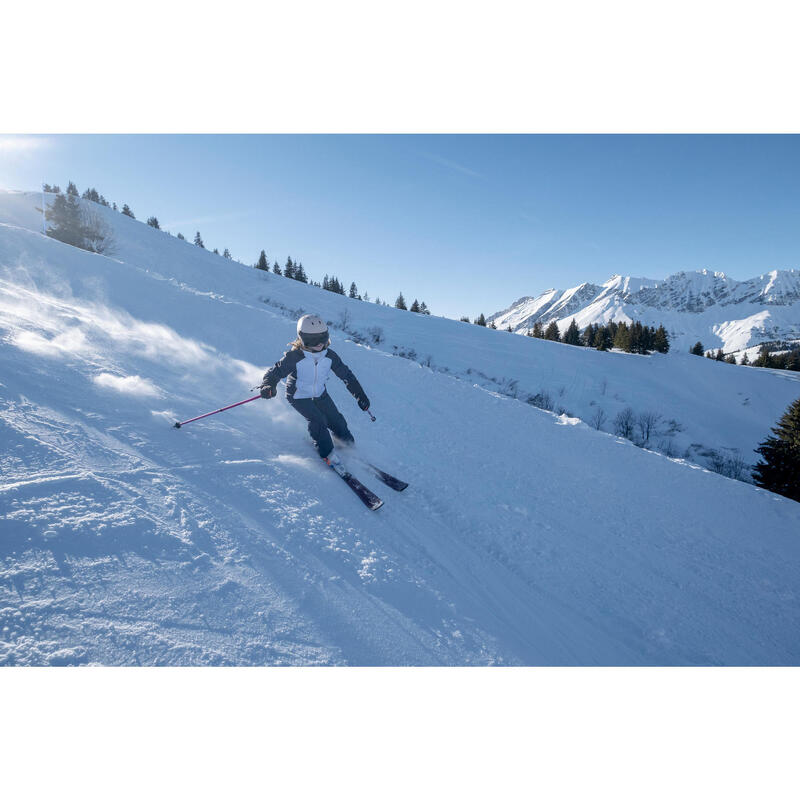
{"left": 1, "top": 190, "right": 800, "bottom": 666}
{"left": 490, "top": 269, "right": 800, "bottom": 357}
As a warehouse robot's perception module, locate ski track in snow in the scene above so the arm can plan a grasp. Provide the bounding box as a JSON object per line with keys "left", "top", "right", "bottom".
{"left": 1, "top": 192, "right": 800, "bottom": 666}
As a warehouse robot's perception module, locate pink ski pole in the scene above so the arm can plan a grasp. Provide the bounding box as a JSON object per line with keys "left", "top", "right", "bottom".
{"left": 173, "top": 394, "right": 261, "bottom": 429}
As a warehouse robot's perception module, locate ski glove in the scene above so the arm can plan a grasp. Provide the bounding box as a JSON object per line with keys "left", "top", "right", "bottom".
{"left": 357, "top": 395, "right": 370, "bottom": 411}
{"left": 260, "top": 385, "right": 276, "bottom": 399}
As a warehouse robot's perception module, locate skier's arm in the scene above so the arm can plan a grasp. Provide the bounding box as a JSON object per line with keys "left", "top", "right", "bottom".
{"left": 261, "top": 350, "right": 302, "bottom": 393}
{"left": 329, "top": 350, "right": 369, "bottom": 410}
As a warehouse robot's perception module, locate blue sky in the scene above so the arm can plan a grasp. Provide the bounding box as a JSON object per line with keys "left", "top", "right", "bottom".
{"left": 1, "top": 134, "right": 799, "bottom": 319}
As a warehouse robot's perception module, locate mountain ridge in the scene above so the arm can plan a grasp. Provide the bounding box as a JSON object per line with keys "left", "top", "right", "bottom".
{"left": 490, "top": 268, "right": 800, "bottom": 354}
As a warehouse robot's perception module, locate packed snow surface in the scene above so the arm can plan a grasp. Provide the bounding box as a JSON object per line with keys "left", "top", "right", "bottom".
{"left": 1, "top": 191, "right": 799, "bottom": 665}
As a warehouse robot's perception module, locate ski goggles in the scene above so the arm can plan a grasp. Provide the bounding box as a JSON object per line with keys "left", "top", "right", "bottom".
{"left": 300, "top": 331, "right": 329, "bottom": 349}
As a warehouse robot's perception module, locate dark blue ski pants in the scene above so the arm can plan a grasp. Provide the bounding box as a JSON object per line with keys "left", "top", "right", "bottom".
{"left": 288, "top": 391, "right": 354, "bottom": 459}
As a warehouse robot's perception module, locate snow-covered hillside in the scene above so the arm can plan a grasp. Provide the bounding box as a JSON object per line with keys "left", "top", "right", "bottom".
{"left": 490, "top": 269, "right": 800, "bottom": 358}
{"left": 1, "top": 190, "right": 799, "bottom": 666}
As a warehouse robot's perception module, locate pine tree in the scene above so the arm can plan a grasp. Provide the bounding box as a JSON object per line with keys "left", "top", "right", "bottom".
{"left": 212, "top": 248, "right": 219, "bottom": 255}
{"left": 754, "top": 345, "right": 773, "bottom": 368}
{"left": 410, "top": 299, "right": 421, "bottom": 313}
{"left": 613, "top": 322, "right": 631, "bottom": 351}
{"left": 272, "top": 261, "right": 281, "bottom": 275}
{"left": 544, "top": 321, "right": 560, "bottom": 341}
{"left": 753, "top": 396, "right": 800, "bottom": 502}
{"left": 741, "top": 352, "right": 750, "bottom": 366}
{"left": 193, "top": 231, "right": 205, "bottom": 248}
{"left": 420, "top": 301, "right": 429, "bottom": 315}
{"left": 532, "top": 321, "right": 544, "bottom": 338}
{"left": 177, "top": 232, "right": 185, "bottom": 240}
{"left": 715, "top": 348, "right": 725, "bottom": 361}
{"left": 147, "top": 216, "right": 160, "bottom": 229}
{"left": 112, "top": 203, "right": 118, "bottom": 211}
{"left": 582, "top": 324, "right": 597, "bottom": 348}
{"left": 395, "top": 293, "right": 407, "bottom": 310}
{"left": 223, "top": 248, "right": 232, "bottom": 259}
{"left": 690, "top": 341, "right": 704, "bottom": 356}
{"left": 294, "top": 262, "right": 308, "bottom": 283}
{"left": 629, "top": 321, "right": 650, "bottom": 354}
{"left": 474, "top": 313, "right": 487, "bottom": 326}
{"left": 563, "top": 318, "right": 581, "bottom": 346}
{"left": 349, "top": 282, "right": 359, "bottom": 299}
{"left": 121, "top": 204, "right": 135, "bottom": 219}
{"left": 256, "top": 250, "right": 269, "bottom": 270}
{"left": 460, "top": 316, "right": 470, "bottom": 322}
{"left": 653, "top": 325, "right": 670, "bottom": 353}
{"left": 45, "top": 190, "right": 84, "bottom": 248}
{"left": 725, "top": 354, "right": 737, "bottom": 364}
{"left": 284, "top": 257, "right": 295, "bottom": 280}
{"left": 67, "top": 181, "right": 79, "bottom": 197}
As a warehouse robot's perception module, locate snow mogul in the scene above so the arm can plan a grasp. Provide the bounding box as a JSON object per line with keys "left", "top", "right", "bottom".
{"left": 259, "top": 314, "right": 370, "bottom": 467}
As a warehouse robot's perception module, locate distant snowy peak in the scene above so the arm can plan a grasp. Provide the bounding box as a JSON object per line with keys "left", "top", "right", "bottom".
{"left": 753, "top": 269, "right": 800, "bottom": 305}
{"left": 489, "top": 268, "right": 800, "bottom": 353}
{"left": 631, "top": 269, "right": 800, "bottom": 311}
{"left": 598, "top": 274, "right": 663, "bottom": 299}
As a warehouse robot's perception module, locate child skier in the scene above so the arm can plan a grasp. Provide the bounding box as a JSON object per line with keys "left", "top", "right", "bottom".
{"left": 259, "top": 314, "right": 370, "bottom": 467}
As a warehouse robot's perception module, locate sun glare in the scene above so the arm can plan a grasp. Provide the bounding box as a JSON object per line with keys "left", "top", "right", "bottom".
{"left": 0, "top": 136, "right": 49, "bottom": 154}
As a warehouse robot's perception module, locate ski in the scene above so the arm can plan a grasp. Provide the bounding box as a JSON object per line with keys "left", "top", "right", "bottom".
{"left": 364, "top": 463, "right": 408, "bottom": 492}
{"left": 327, "top": 460, "right": 384, "bottom": 510}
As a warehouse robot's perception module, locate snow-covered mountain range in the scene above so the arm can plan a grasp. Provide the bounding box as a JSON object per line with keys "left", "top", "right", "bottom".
{"left": 1, "top": 189, "right": 799, "bottom": 666}
{"left": 489, "top": 269, "right": 800, "bottom": 356}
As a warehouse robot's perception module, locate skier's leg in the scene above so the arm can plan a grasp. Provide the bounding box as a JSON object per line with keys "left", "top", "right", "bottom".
{"left": 289, "top": 398, "right": 335, "bottom": 458}
{"left": 316, "top": 392, "right": 355, "bottom": 446}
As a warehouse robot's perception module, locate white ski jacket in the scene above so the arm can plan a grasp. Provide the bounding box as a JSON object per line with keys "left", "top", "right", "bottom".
{"left": 262, "top": 347, "right": 367, "bottom": 404}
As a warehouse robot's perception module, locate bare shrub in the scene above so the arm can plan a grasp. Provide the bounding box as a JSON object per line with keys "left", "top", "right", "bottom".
{"left": 527, "top": 390, "right": 554, "bottom": 411}
{"left": 708, "top": 450, "right": 748, "bottom": 481}
{"left": 724, "top": 452, "right": 748, "bottom": 481}
{"left": 613, "top": 407, "right": 635, "bottom": 439}
{"left": 392, "top": 345, "right": 417, "bottom": 360}
{"left": 707, "top": 449, "right": 726, "bottom": 475}
{"left": 658, "top": 439, "right": 676, "bottom": 458}
{"left": 81, "top": 208, "right": 116, "bottom": 256}
{"left": 590, "top": 407, "right": 608, "bottom": 430}
{"left": 636, "top": 411, "right": 662, "bottom": 446}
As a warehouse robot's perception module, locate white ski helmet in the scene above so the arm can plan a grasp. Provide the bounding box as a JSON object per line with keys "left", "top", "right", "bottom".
{"left": 297, "top": 314, "right": 329, "bottom": 349}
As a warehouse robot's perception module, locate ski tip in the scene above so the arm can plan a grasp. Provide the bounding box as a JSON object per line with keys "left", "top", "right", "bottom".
{"left": 371, "top": 500, "right": 384, "bottom": 511}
